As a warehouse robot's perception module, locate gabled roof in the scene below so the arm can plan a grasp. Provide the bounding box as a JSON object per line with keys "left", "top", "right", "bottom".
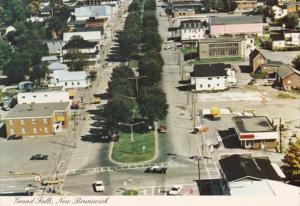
{"left": 249, "top": 49, "right": 266, "bottom": 61}
{"left": 210, "top": 15, "right": 264, "bottom": 25}
{"left": 63, "top": 31, "right": 101, "bottom": 42}
{"left": 50, "top": 70, "right": 87, "bottom": 82}
{"left": 219, "top": 154, "right": 282, "bottom": 182}
{"left": 48, "top": 62, "right": 68, "bottom": 71}
{"left": 74, "top": 6, "right": 112, "bottom": 18}
{"left": 277, "top": 64, "right": 297, "bottom": 78}
{"left": 190, "top": 63, "right": 230, "bottom": 77}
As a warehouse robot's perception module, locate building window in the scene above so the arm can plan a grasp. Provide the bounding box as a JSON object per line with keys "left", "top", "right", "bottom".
{"left": 32, "top": 119, "right": 37, "bottom": 124}
{"left": 33, "top": 128, "right": 37, "bottom": 134}
{"left": 10, "top": 129, "right": 15, "bottom": 135}
{"left": 72, "top": 82, "right": 74, "bottom": 86}
{"left": 217, "top": 77, "right": 220, "bottom": 79}
{"left": 22, "top": 96, "right": 25, "bottom": 99}
{"left": 44, "top": 95, "right": 48, "bottom": 97}
{"left": 21, "top": 128, "right": 26, "bottom": 134}
{"left": 44, "top": 127, "right": 48, "bottom": 133}
{"left": 77, "top": 82, "right": 80, "bottom": 85}
{"left": 200, "top": 84, "right": 203, "bottom": 88}
{"left": 208, "top": 77, "right": 212, "bottom": 80}
{"left": 33, "top": 95, "right": 36, "bottom": 98}
{"left": 43, "top": 118, "right": 48, "bottom": 124}
{"left": 217, "top": 84, "right": 220, "bottom": 86}
{"left": 21, "top": 119, "right": 25, "bottom": 125}
{"left": 65, "top": 82, "right": 67, "bottom": 86}
{"left": 9, "top": 120, "right": 13, "bottom": 126}
{"left": 208, "top": 84, "right": 211, "bottom": 88}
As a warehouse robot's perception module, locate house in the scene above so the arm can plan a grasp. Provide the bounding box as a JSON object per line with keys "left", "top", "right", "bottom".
{"left": 287, "top": 1, "right": 300, "bottom": 14}
{"left": 85, "top": 18, "right": 109, "bottom": 30}
{"left": 41, "top": 56, "right": 59, "bottom": 64}
{"left": 274, "top": 64, "right": 300, "bottom": 90}
{"left": 49, "top": 70, "right": 90, "bottom": 89}
{"left": 189, "top": 63, "right": 230, "bottom": 91}
{"left": 219, "top": 154, "right": 282, "bottom": 182}
{"left": 278, "top": 0, "right": 297, "bottom": 6}
{"left": 232, "top": 116, "right": 279, "bottom": 149}
{"left": 74, "top": 5, "right": 114, "bottom": 21}
{"left": 48, "top": 62, "right": 69, "bottom": 72}
{"left": 46, "top": 40, "right": 65, "bottom": 55}
{"left": 209, "top": 15, "right": 266, "bottom": 37}
{"left": 3, "top": 102, "right": 70, "bottom": 137}
{"left": 172, "top": 8, "right": 196, "bottom": 18}
{"left": 76, "top": 0, "right": 102, "bottom": 5}
{"left": 219, "top": 154, "right": 300, "bottom": 196}
{"left": 63, "top": 31, "right": 102, "bottom": 43}
{"left": 249, "top": 49, "right": 267, "bottom": 72}
{"left": 17, "top": 88, "right": 70, "bottom": 104}
{"left": 272, "top": 5, "right": 288, "bottom": 19}
{"left": 199, "top": 36, "right": 255, "bottom": 61}
{"left": 62, "top": 37, "right": 100, "bottom": 64}
{"left": 235, "top": 0, "right": 257, "bottom": 13}
{"left": 229, "top": 179, "right": 300, "bottom": 196}
{"left": 271, "top": 31, "right": 300, "bottom": 50}
{"left": 180, "top": 20, "right": 206, "bottom": 45}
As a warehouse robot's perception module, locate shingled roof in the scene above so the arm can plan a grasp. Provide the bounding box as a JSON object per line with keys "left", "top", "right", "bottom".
{"left": 190, "top": 63, "right": 230, "bottom": 77}
{"left": 219, "top": 154, "right": 282, "bottom": 182}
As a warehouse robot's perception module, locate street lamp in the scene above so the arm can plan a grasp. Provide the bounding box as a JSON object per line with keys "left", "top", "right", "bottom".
{"left": 118, "top": 121, "right": 145, "bottom": 154}
{"left": 127, "top": 75, "right": 147, "bottom": 95}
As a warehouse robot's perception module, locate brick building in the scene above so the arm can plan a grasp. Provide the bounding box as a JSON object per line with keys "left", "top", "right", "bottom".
{"left": 4, "top": 102, "right": 70, "bottom": 138}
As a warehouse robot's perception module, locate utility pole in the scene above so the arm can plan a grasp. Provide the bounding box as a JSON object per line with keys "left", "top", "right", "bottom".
{"left": 279, "top": 117, "right": 282, "bottom": 153}
{"left": 73, "top": 111, "right": 77, "bottom": 148}
{"left": 192, "top": 92, "right": 196, "bottom": 129}
{"left": 178, "top": 48, "right": 184, "bottom": 81}
{"left": 200, "top": 115, "right": 204, "bottom": 157}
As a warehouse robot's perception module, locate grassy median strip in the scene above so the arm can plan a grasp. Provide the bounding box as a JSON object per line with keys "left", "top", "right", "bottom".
{"left": 112, "top": 132, "right": 155, "bottom": 163}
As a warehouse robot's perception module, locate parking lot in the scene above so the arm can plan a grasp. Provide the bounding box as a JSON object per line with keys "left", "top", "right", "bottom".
{"left": 0, "top": 133, "right": 73, "bottom": 176}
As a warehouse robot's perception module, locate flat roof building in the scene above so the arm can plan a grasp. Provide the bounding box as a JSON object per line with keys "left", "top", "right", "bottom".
{"left": 4, "top": 102, "right": 70, "bottom": 137}
{"left": 232, "top": 116, "right": 278, "bottom": 149}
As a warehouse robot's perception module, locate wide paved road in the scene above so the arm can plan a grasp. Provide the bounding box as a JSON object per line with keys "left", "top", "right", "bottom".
{"left": 62, "top": 160, "right": 220, "bottom": 195}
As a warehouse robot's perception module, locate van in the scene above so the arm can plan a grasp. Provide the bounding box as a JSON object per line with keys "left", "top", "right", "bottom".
{"left": 211, "top": 107, "right": 221, "bottom": 120}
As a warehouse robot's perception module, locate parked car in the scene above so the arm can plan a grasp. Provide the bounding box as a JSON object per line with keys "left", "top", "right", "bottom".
{"left": 158, "top": 125, "right": 167, "bottom": 133}
{"left": 144, "top": 166, "right": 167, "bottom": 174}
{"left": 93, "top": 181, "right": 105, "bottom": 192}
{"left": 7, "top": 135, "right": 22, "bottom": 140}
{"left": 168, "top": 185, "right": 183, "bottom": 195}
{"left": 30, "top": 154, "right": 48, "bottom": 160}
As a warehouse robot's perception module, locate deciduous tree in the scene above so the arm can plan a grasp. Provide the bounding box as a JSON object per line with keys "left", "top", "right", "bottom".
{"left": 282, "top": 139, "right": 300, "bottom": 181}
{"left": 137, "top": 86, "right": 168, "bottom": 123}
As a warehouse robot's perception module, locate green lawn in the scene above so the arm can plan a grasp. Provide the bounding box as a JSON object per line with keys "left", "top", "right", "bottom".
{"left": 180, "top": 47, "right": 198, "bottom": 55}
{"left": 112, "top": 131, "right": 155, "bottom": 163}
{"left": 188, "top": 57, "right": 242, "bottom": 64}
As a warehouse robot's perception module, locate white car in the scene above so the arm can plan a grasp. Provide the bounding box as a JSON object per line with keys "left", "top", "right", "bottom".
{"left": 93, "top": 181, "right": 105, "bottom": 192}
{"left": 168, "top": 185, "right": 182, "bottom": 195}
